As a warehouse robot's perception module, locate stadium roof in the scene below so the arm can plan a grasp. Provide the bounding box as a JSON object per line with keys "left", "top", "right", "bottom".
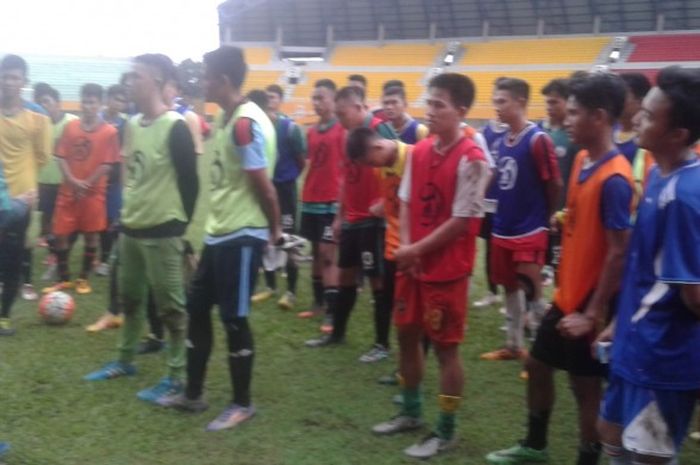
{"left": 218, "top": 0, "right": 700, "bottom": 45}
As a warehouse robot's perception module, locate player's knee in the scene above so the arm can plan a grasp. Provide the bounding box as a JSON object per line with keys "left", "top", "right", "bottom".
{"left": 516, "top": 273, "right": 535, "bottom": 301}
{"left": 223, "top": 317, "right": 253, "bottom": 352}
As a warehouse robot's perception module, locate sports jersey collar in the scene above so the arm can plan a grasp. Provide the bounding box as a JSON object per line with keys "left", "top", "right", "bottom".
{"left": 393, "top": 115, "right": 414, "bottom": 134}
{"left": 316, "top": 118, "right": 337, "bottom": 133}
{"left": 504, "top": 121, "right": 536, "bottom": 147}
{"left": 657, "top": 153, "right": 700, "bottom": 178}
{"left": 361, "top": 113, "right": 375, "bottom": 128}
{"left": 432, "top": 133, "right": 466, "bottom": 156}
{"left": 578, "top": 149, "right": 620, "bottom": 183}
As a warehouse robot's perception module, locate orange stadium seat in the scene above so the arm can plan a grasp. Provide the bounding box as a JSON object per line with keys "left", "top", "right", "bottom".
{"left": 331, "top": 44, "right": 443, "bottom": 67}
{"left": 241, "top": 47, "right": 273, "bottom": 65}
{"left": 460, "top": 37, "right": 610, "bottom": 65}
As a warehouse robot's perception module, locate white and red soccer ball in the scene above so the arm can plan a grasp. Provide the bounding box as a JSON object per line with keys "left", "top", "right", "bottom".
{"left": 38, "top": 291, "right": 75, "bottom": 325}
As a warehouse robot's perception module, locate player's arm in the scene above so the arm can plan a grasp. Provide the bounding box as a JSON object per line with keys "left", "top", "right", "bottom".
{"left": 168, "top": 120, "right": 200, "bottom": 224}
{"left": 184, "top": 110, "right": 204, "bottom": 156}
{"left": 33, "top": 114, "right": 52, "bottom": 168}
{"left": 532, "top": 133, "right": 562, "bottom": 217}
{"left": 290, "top": 122, "right": 307, "bottom": 172}
{"left": 416, "top": 123, "right": 429, "bottom": 141}
{"left": 560, "top": 176, "right": 633, "bottom": 339}
{"left": 234, "top": 118, "right": 281, "bottom": 243}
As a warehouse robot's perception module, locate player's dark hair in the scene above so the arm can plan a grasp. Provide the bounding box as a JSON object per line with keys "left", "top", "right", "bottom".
{"left": 314, "top": 79, "right": 336, "bottom": 92}
{"left": 346, "top": 127, "right": 378, "bottom": 161}
{"left": 81, "top": 83, "right": 104, "bottom": 101}
{"left": 383, "top": 79, "right": 404, "bottom": 91}
{"left": 428, "top": 73, "right": 475, "bottom": 109}
{"left": 33, "top": 82, "right": 54, "bottom": 102}
{"left": 133, "top": 53, "right": 178, "bottom": 87}
{"left": 620, "top": 72, "right": 652, "bottom": 100}
{"left": 265, "top": 84, "right": 284, "bottom": 98}
{"left": 336, "top": 85, "right": 366, "bottom": 103}
{"left": 107, "top": 84, "right": 126, "bottom": 99}
{"left": 247, "top": 89, "right": 269, "bottom": 111}
{"left": 493, "top": 76, "right": 508, "bottom": 87}
{"left": 568, "top": 71, "right": 627, "bottom": 121}
{"left": 383, "top": 85, "right": 406, "bottom": 100}
{"left": 541, "top": 78, "right": 570, "bottom": 98}
{"left": 348, "top": 74, "right": 367, "bottom": 87}
{"left": 203, "top": 46, "right": 247, "bottom": 90}
{"left": 0, "top": 54, "right": 28, "bottom": 76}
{"left": 496, "top": 77, "right": 530, "bottom": 102}
{"left": 656, "top": 66, "right": 700, "bottom": 146}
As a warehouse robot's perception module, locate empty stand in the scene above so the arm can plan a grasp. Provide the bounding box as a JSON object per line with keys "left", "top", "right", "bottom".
{"left": 460, "top": 37, "right": 610, "bottom": 65}
{"left": 242, "top": 47, "right": 273, "bottom": 65}
{"left": 331, "top": 44, "right": 442, "bottom": 67}
{"left": 627, "top": 34, "right": 700, "bottom": 62}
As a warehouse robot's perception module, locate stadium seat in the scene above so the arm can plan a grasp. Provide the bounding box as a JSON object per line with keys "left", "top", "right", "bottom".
{"left": 241, "top": 47, "right": 273, "bottom": 65}
{"left": 460, "top": 37, "right": 610, "bottom": 65}
{"left": 627, "top": 34, "right": 700, "bottom": 62}
{"left": 331, "top": 44, "right": 443, "bottom": 67}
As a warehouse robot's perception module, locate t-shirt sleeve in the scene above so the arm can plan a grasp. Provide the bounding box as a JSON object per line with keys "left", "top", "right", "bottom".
{"left": 103, "top": 129, "right": 122, "bottom": 165}
{"left": 600, "top": 175, "right": 633, "bottom": 230}
{"left": 398, "top": 150, "right": 412, "bottom": 203}
{"left": 55, "top": 127, "right": 69, "bottom": 159}
{"left": 416, "top": 124, "right": 430, "bottom": 141}
{"left": 452, "top": 151, "right": 490, "bottom": 218}
{"left": 290, "top": 122, "right": 307, "bottom": 157}
{"left": 530, "top": 132, "right": 561, "bottom": 182}
{"left": 659, "top": 192, "right": 700, "bottom": 284}
{"left": 376, "top": 122, "right": 397, "bottom": 140}
{"left": 231, "top": 118, "right": 268, "bottom": 171}
{"left": 473, "top": 132, "right": 495, "bottom": 168}
{"left": 33, "top": 114, "right": 52, "bottom": 168}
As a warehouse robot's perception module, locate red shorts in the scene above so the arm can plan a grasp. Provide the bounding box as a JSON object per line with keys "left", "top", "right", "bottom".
{"left": 393, "top": 273, "right": 468, "bottom": 346}
{"left": 52, "top": 193, "right": 107, "bottom": 236}
{"left": 490, "top": 231, "right": 548, "bottom": 288}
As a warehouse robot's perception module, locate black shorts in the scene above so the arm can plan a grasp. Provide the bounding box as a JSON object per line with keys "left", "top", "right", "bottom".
{"left": 274, "top": 181, "right": 297, "bottom": 234}
{"left": 530, "top": 304, "right": 606, "bottom": 377}
{"left": 300, "top": 212, "right": 335, "bottom": 244}
{"left": 187, "top": 237, "right": 264, "bottom": 324}
{"left": 38, "top": 183, "right": 59, "bottom": 218}
{"left": 338, "top": 219, "right": 385, "bottom": 276}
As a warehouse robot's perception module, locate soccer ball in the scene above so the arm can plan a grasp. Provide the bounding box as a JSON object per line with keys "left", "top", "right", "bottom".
{"left": 38, "top": 291, "right": 75, "bottom": 325}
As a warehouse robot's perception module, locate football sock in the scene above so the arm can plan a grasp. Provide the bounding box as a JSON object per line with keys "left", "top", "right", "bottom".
{"left": 286, "top": 260, "right": 298, "bottom": 295}
{"left": 523, "top": 409, "right": 551, "bottom": 450}
{"left": 81, "top": 246, "right": 97, "bottom": 279}
{"left": 372, "top": 289, "right": 390, "bottom": 348}
{"left": 505, "top": 289, "right": 526, "bottom": 350}
{"left": 263, "top": 270, "right": 276, "bottom": 291}
{"left": 577, "top": 441, "right": 602, "bottom": 465}
{"left": 323, "top": 287, "right": 338, "bottom": 318}
{"left": 312, "top": 276, "right": 324, "bottom": 307}
{"left": 436, "top": 394, "right": 461, "bottom": 440}
{"left": 226, "top": 317, "right": 254, "bottom": 407}
{"left": 185, "top": 296, "right": 213, "bottom": 400}
{"left": 331, "top": 286, "right": 357, "bottom": 340}
{"left": 401, "top": 386, "right": 422, "bottom": 419}
{"left": 56, "top": 249, "right": 70, "bottom": 282}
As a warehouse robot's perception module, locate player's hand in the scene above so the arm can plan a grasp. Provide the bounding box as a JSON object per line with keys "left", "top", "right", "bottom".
{"left": 549, "top": 213, "right": 560, "bottom": 233}
{"left": 16, "top": 190, "right": 38, "bottom": 209}
{"left": 369, "top": 202, "right": 384, "bottom": 218}
{"left": 591, "top": 321, "right": 615, "bottom": 359}
{"left": 395, "top": 245, "right": 420, "bottom": 274}
{"left": 269, "top": 227, "right": 283, "bottom": 248}
{"left": 556, "top": 312, "right": 595, "bottom": 340}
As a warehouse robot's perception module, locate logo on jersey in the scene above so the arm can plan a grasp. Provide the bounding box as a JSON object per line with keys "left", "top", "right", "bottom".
{"left": 497, "top": 156, "right": 518, "bottom": 190}
{"left": 210, "top": 150, "right": 224, "bottom": 190}
{"left": 126, "top": 150, "right": 145, "bottom": 188}
{"left": 418, "top": 182, "right": 445, "bottom": 227}
{"left": 555, "top": 145, "right": 567, "bottom": 159}
{"left": 72, "top": 137, "right": 92, "bottom": 162}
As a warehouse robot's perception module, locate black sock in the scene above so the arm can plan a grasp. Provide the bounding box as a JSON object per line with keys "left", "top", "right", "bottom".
{"left": 100, "top": 230, "right": 113, "bottom": 263}
{"left": 286, "top": 261, "right": 298, "bottom": 294}
{"left": 56, "top": 249, "right": 70, "bottom": 282}
{"left": 373, "top": 289, "right": 390, "bottom": 348}
{"left": 81, "top": 246, "right": 97, "bottom": 279}
{"left": 331, "top": 286, "right": 357, "bottom": 341}
{"left": 576, "top": 442, "right": 601, "bottom": 465}
{"left": 524, "top": 410, "right": 551, "bottom": 450}
{"left": 324, "top": 287, "right": 339, "bottom": 318}
{"left": 226, "top": 318, "right": 254, "bottom": 407}
{"left": 312, "top": 276, "right": 323, "bottom": 307}
{"left": 264, "top": 270, "right": 276, "bottom": 291}
{"left": 47, "top": 234, "right": 57, "bottom": 257}
{"left": 185, "top": 297, "right": 213, "bottom": 400}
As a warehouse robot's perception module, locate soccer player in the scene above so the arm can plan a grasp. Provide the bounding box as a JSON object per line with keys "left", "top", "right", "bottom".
{"left": 371, "top": 73, "right": 489, "bottom": 459}
{"left": 83, "top": 54, "right": 199, "bottom": 408}
{"left": 0, "top": 54, "right": 51, "bottom": 336}
{"left": 298, "top": 79, "right": 344, "bottom": 332}
{"left": 597, "top": 66, "right": 700, "bottom": 465}
{"left": 486, "top": 71, "right": 633, "bottom": 465}
{"left": 381, "top": 86, "right": 428, "bottom": 143}
{"left": 251, "top": 84, "right": 306, "bottom": 309}
{"left": 305, "top": 86, "right": 394, "bottom": 364}
{"left": 348, "top": 74, "right": 367, "bottom": 90}
{"left": 345, "top": 126, "right": 410, "bottom": 372}
{"left": 480, "top": 78, "right": 561, "bottom": 363}
{"left": 160, "top": 45, "right": 280, "bottom": 432}
{"left": 613, "top": 73, "right": 651, "bottom": 164}
{"left": 42, "top": 84, "right": 120, "bottom": 295}
{"left": 34, "top": 85, "right": 78, "bottom": 280}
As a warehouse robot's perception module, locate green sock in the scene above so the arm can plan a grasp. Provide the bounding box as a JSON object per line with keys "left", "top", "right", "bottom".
{"left": 401, "top": 387, "right": 422, "bottom": 418}
{"left": 436, "top": 411, "right": 456, "bottom": 440}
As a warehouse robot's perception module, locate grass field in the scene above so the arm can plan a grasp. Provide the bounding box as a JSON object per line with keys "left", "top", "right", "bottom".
{"left": 1, "top": 146, "right": 699, "bottom": 465}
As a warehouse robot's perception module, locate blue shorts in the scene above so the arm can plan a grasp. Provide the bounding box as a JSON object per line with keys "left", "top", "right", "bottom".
{"left": 600, "top": 373, "right": 698, "bottom": 459}
{"left": 106, "top": 184, "right": 122, "bottom": 224}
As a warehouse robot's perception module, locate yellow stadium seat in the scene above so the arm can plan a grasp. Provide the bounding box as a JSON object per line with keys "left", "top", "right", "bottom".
{"left": 242, "top": 47, "right": 273, "bottom": 65}
{"left": 461, "top": 37, "right": 610, "bottom": 65}
{"left": 331, "top": 44, "right": 442, "bottom": 67}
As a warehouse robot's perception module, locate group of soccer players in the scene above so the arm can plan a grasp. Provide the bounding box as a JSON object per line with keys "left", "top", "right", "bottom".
{"left": 0, "top": 46, "right": 699, "bottom": 464}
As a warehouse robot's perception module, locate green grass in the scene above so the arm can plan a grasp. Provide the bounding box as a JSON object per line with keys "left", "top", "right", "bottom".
{"left": 1, "top": 146, "right": 699, "bottom": 465}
